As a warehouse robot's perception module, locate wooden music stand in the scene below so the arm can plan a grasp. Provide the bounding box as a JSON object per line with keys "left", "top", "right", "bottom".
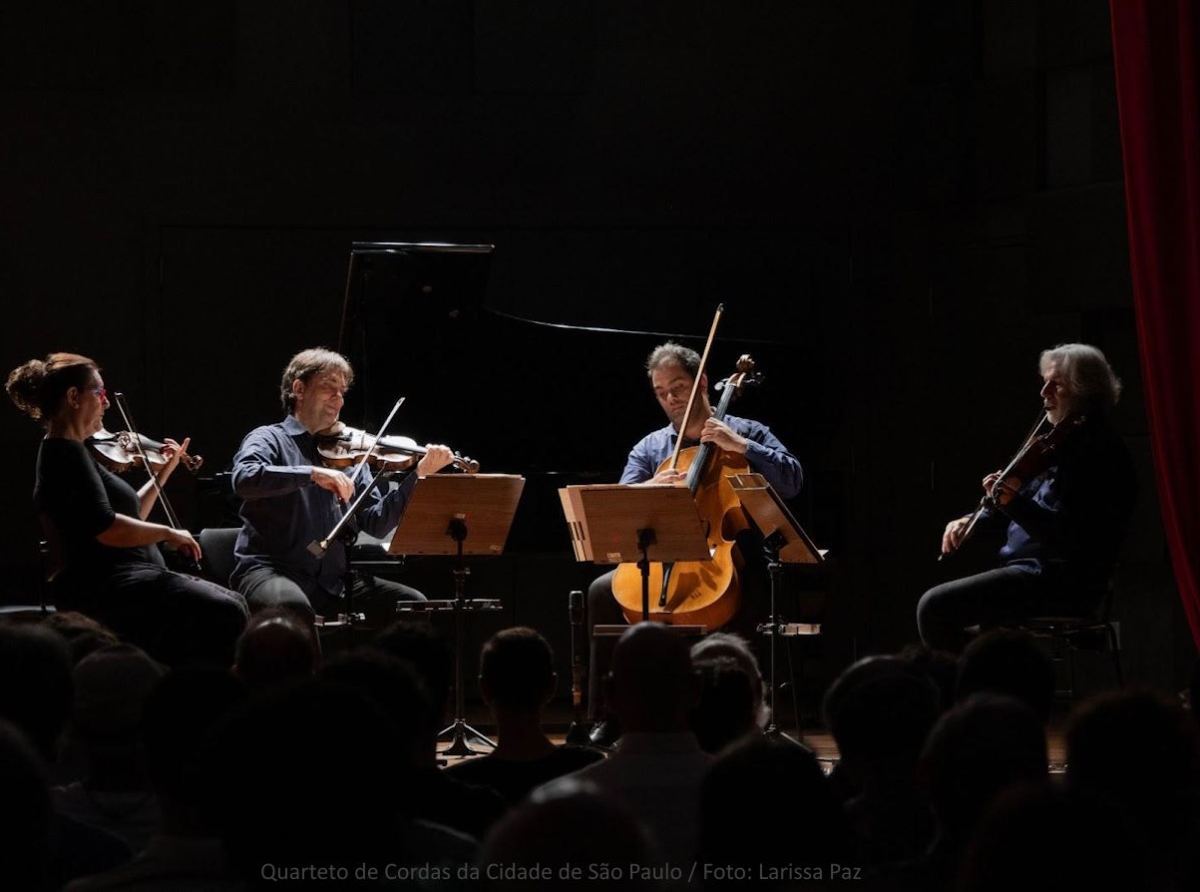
{"left": 558, "top": 484, "right": 711, "bottom": 622}
{"left": 727, "top": 472, "right": 825, "bottom": 746}
{"left": 389, "top": 473, "right": 525, "bottom": 757}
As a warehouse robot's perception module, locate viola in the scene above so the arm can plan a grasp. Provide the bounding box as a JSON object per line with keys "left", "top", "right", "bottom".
{"left": 941, "top": 410, "right": 1085, "bottom": 559}
{"left": 610, "top": 354, "right": 759, "bottom": 629}
{"left": 314, "top": 423, "right": 480, "bottom": 474}
{"left": 87, "top": 429, "right": 204, "bottom": 475}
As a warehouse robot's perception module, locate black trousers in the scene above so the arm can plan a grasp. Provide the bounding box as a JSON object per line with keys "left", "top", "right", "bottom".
{"left": 237, "top": 566, "right": 426, "bottom": 628}
{"left": 916, "top": 564, "right": 1104, "bottom": 653}
{"left": 59, "top": 561, "right": 249, "bottom": 668}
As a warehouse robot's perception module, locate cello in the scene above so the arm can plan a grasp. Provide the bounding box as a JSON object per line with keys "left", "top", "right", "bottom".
{"left": 610, "top": 355, "right": 759, "bottom": 629}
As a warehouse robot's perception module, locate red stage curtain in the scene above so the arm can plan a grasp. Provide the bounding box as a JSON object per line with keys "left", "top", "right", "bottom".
{"left": 1111, "top": 0, "right": 1200, "bottom": 646}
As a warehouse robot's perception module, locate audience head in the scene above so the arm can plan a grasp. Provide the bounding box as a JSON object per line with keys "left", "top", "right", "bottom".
{"left": 40, "top": 612, "right": 120, "bottom": 664}
{"left": 689, "top": 657, "right": 759, "bottom": 753}
{"left": 233, "top": 607, "right": 319, "bottom": 691}
{"left": 1065, "top": 688, "right": 1200, "bottom": 874}
{"left": 920, "top": 694, "right": 1047, "bottom": 835}
{"left": 478, "top": 626, "right": 557, "bottom": 714}
{"left": 318, "top": 649, "right": 433, "bottom": 764}
{"left": 607, "top": 622, "right": 697, "bottom": 733}
{"left": 199, "top": 676, "right": 407, "bottom": 876}
{"left": 957, "top": 630, "right": 1055, "bottom": 725}
{"left": 140, "top": 667, "right": 246, "bottom": 832}
{"left": 482, "top": 777, "right": 657, "bottom": 891}
{"left": 960, "top": 782, "right": 1164, "bottom": 891}
{"left": 822, "top": 655, "right": 941, "bottom": 786}
{"left": 374, "top": 621, "right": 452, "bottom": 730}
{"left": 0, "top": 623, "right": 74, "bottom": 761}
{"left": 71, "top": 644, "right": 164, "bottom": 744}
{"left": 699, "top": 735, "right": 853, "bottom": 872}
{"left": 691, "top": 631, "right": 766, "bottom": 726}
{"left": 899, "top": 642, "right": 959, "bottom": 714}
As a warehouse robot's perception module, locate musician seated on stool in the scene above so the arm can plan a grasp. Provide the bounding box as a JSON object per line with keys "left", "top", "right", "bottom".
{"left": 917, "top": 343, "right": 1137, "bottom": 653}
{"left": 230, "top": 347, "right": 454, "bottom": 625}
{"left": 6, "top": 352, "right": 247, "bottom": 668}
{"left": 586, "top": 342, "right": 804, "bottom": 745}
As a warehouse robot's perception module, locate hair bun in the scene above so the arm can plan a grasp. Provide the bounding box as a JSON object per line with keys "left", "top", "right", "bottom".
{"left": 5, "top": 359, "right": 48, "bottom": 420}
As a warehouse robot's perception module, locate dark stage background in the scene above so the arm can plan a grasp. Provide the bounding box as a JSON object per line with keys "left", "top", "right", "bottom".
{"left": 1, "top": 1, "right": 1191, "bottom": 703}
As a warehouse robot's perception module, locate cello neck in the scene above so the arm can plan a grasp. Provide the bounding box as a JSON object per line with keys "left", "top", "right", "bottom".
{"left": 684, "top": 371, "right": 741, "bottom": 493}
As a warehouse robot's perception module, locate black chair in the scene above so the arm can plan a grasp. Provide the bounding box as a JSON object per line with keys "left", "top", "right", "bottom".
{"left": 197, "top": 527, "right": 240, "bottom": 588}
{"left": 1014, "top": 582, "right": 1123, "bottom": 701}
{"left": 1, "top": 518, "right": 61, "bottom": 621}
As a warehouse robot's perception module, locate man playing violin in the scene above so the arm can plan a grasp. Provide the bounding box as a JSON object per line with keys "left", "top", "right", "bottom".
{"left": 586, "top": 342, "right": 804, "bottom": 744}
{"left": 917, "top": 343, "right": 1137, "bottom": 652}
{"left": 231, "top": 348, "right": 454, "bottom": 624}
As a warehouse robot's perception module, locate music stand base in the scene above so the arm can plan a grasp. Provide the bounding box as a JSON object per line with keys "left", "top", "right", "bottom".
{"left": 439, "top": 718, "right": 496, "bottom": 757}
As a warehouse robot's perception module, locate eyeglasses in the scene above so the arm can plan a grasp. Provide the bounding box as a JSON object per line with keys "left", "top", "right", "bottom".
{"left": 91, "top": 387, "right": 107, "bottom": 401}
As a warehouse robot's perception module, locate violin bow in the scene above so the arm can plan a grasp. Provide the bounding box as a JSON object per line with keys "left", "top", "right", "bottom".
{"left": 668, "top": 303, "right": 724, "bottom": 470}
{"left": 309, "top": 395, "right": 406, "bottom": 556}
{"left": 112, "top": 393, "right": 184, "bottom": 532}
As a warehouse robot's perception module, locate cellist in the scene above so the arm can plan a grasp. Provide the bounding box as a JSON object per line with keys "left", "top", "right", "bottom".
{"left": 585, "top": 342, "right": 804, "bottom": 746}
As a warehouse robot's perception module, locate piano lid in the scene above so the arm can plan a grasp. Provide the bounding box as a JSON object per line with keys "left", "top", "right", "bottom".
{"left": 335, "top": 241, "right": 829, "bottom": 551}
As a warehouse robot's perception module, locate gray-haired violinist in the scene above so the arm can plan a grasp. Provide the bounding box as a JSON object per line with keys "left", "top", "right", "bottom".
{"left": 230, "top": 347, "right": 453, "bottom": 625}
{"left": 917, "top": 343, "right": 1136, "bottom": 652}
{"left": 585, "top": 341, "right": 804, "bottom": 746}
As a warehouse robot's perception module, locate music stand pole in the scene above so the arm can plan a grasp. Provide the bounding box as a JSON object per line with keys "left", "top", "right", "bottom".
{"left": 760, "top": 530, "right": 802, "bottom": 746}
{"left": 440, "top": 517, "right": 496, "bottom": 757}
{"left": 636, "top": 528, "right": 656, "bottom": 622}
{"left": 565, "top": 590, "right": 591, "bottom": 745}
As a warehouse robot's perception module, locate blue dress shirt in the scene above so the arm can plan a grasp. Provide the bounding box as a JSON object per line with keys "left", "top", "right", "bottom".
{"left": 619, "top": 414, "right": 804, "bottom": 499}
{"left": 230, "top": 415, "right": 417, "bottom": 599}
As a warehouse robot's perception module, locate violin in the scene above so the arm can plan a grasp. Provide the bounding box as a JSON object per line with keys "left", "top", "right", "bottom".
{"left": 314, "top": 422, "right": 480, "bottom": 474}
{"left": 87, "top": 428, "right": 204, "bottom": 475}
{"left": 941, "top": 410, "right": 1085, "bottom": 559}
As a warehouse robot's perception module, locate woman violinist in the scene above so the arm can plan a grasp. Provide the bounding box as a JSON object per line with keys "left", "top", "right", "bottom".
{"left": 917, "top": 344, "right": 1137, "bottom": 653}
{"left": 6, "top": 353, "right": 247, "bottom": 666}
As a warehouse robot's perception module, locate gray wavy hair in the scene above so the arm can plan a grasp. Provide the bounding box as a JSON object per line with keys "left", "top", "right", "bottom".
{"left": 1039, "top": 343, "right": 1122, "bottom": 411}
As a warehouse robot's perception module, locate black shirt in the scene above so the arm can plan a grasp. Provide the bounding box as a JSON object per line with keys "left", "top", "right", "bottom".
{"left": 34, "top": 437, "right": 162, "bottom": 580}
